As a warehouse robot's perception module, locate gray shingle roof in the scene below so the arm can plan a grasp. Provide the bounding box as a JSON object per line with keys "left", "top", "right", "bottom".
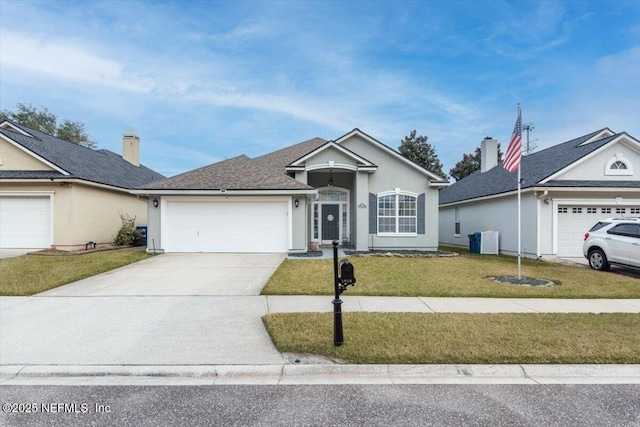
{"left": 440, "top": 129, "right": 637, "bottom": 205}
{"left": 141, "top": 137, "right": 327, "bottom": 191}
{"left": 0, "top": 122, "right": 164, "bottom": 189}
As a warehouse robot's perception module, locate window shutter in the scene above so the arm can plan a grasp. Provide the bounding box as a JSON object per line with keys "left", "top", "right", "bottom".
{"left": 417, "top": 193, "right": 425, "bottom": 235}
{"left": 369, "top": 193, "right": 377, "bottom": 234}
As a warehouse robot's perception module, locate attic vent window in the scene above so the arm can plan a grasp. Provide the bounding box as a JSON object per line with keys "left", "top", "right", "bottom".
{"left": 605, "top": 154, "right": 633, "bottom": 176}
{"left": 610, "top": 161, "right": 627, "bottom": 170}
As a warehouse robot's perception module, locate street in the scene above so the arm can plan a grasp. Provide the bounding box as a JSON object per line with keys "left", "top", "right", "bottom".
{"left": 1, "top": 384, "right": 638, "bottom": 426}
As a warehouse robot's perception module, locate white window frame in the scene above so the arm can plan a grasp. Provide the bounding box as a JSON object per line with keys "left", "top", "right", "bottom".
{"left": 605, "top": 153, "right": 633, "bottom": 176}
{"left": 377, "top": 189, "right": 418, "bottom": 236}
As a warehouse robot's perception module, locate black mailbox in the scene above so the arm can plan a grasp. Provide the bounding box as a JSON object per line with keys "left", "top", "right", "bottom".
{"left": 339, "top": 259, "right": 356, "bottom": 285}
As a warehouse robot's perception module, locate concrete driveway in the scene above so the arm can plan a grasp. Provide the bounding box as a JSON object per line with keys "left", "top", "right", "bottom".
{"left": 39, "top": 253, "right": 285, "bottom": 296}
{"left": 0, "top": 253, "right": 287, "bottom": 366}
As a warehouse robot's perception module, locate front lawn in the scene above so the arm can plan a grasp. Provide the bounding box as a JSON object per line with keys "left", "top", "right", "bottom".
{"left": 0, "top": 249, "right": 151, "bottom": 296}
{"left": 263, "top": 312, "right": 640, "bottom": 364}
{"left": 262, "top": 251, "right": 640, "bottom": 298}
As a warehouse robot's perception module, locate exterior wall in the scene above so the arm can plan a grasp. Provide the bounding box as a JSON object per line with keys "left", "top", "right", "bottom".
{"left": 0, "top": 138, "right": 55, "bottom": 171}
{"left": 340, "top": 134, "right": 439, "bottom": 250}
{"left": 555, "top": 143, "right": 639, "bottom": 181}
{"left": 0, "top": 182, "right": 148, "bottom": 249}
{"left": 290, "top": 195, "right": 307, "bottom": 252}
{"left": 439, "top": 192, "right": 539, "bottom": 258}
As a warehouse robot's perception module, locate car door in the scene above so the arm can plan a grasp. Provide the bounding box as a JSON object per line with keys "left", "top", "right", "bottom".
{"left": 606, "top": 224, "right": 640, "bottom": 267}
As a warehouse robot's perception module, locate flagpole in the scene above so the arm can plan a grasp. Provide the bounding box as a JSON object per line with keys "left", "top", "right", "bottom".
{"left": 517, "top": 156, "right": 522, "bottom": 280}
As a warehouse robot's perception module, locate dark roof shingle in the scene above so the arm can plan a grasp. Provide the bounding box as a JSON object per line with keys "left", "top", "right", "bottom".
{"left": 0, "top": 122, "right": 164, "bottom": 189}
{"left": 440, "top": 129, "right": 637, "bottom": 205}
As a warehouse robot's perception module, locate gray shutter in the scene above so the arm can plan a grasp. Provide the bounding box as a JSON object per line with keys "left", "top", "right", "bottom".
{"left": 369, "top": 193, "right": 377, "bottom": 234}
{"left": 417, "top": 193, "right": 425, "bottom": 234}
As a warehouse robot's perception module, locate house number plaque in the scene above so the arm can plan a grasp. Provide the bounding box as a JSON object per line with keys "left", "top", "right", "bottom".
{"left": 327, "top": 214, "right": 334, "bottom": 221}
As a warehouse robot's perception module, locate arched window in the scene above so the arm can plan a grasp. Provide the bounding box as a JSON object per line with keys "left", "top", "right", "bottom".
{"left": 605, "top": 154, "right": 633, "bottom": 176}
{"left": 377, "top": 190, "right": 417, "bottom": 235}
{"left": 610, "top": 161, "right": 627, "bottom": 170}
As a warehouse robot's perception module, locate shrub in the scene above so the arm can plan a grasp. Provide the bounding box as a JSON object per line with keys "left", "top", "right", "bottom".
{"left": 114, "top": 213, "right": 144, "bottom": 246}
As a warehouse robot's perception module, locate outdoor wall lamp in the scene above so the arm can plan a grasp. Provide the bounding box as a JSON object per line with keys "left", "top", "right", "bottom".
{"left": 294, "top": 198, "right": 300, "bottom": 208}
{"left": 153, "top": 198, "right": 159, "bottom": 208}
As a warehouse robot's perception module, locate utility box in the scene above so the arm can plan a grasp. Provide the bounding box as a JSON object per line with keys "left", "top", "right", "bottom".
{"left": 480, "top": 231, "right": 499, "bottom": 254}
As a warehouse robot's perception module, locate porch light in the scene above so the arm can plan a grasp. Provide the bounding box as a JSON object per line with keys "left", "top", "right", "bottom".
{"left": 328, "top": 170, "right": 334, "bottom": 187}
{"left": 294, "top": 198, "right": 300, "bottom": 208}
{"left": 153, "top": 198, "right": 159, "bottom": 208}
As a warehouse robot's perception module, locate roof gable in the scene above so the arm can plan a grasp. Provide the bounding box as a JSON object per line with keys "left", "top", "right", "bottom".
{"left": 286, "top": 141, "right": 376, "bottom": 171}
{"left": 333, "top": 128, "right": 448, "bottom": 183}
{"left": 440, "top": 128, "right": 639, "bottom": 205}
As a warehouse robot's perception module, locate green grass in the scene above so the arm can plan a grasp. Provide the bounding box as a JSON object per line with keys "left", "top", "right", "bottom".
{"left": 263, "top": 312, "right": 640, "bottom": 364}
{"left": 0, "top": 249, "right": 151, "bottom": 296}
{"left": 262, "top": 250, "right": 640, "bottom": 298}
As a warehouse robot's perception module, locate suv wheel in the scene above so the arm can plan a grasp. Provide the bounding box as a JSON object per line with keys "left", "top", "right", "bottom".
{"left": 588, "top": 249, "right": 610, "bottom": 271}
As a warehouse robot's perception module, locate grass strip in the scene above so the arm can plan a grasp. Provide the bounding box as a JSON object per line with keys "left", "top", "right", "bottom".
{"left": 262, "top": 253, "right": 640, "bottom": 298}
{"left": 263, "top": 312, "right": 640, "bottom": 364}
{"left": 0, "top": 249, "right": 151, "bottom": 296}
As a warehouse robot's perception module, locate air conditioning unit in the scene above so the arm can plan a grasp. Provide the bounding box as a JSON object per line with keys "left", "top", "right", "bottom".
{"left": 480, "top": 231, "right": 499, "bottom": 254}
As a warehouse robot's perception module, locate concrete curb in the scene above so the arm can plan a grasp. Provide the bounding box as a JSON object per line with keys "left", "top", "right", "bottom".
{"left": 2, "top": 364, "right": 639, "bottom": 385}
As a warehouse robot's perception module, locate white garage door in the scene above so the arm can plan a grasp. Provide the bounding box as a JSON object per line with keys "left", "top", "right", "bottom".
{"left": 557, "top": 205, "right": 639, "bottom": 256}
{"left": 0, "top": 196, "right": 52, "bottom": 248}
{"left": 164, "top": 200, "right": 289, "bottom": 253}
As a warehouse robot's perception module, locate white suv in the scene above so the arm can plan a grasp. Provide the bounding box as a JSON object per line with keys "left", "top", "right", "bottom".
{"left": 583, "top": 218, "right": 640, "bottom": 271}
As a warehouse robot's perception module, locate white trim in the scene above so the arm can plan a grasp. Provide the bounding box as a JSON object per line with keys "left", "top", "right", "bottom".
{"left": 311, "top": 187, "right": 350, "bottom": 244}
{"left": 334, "top": 129, "right": 447, "bottom": 182}
{"left": 0, "top": 121, "right": 34, "bottom": 136}
{"left": 305, "top": 163, "right": 358, "bottom": 172}
{"left": 0, "top": 133, "right": 70, "bottom": 175}
{"left": 377, "top": 190, "right": 418, "bottom": 235}
{"left": 288, "top": 141, "right": 376, "bottom": 168}
{"left": 131, "top": 189, "right": 317, "bottom": 196}
{"left": 577, "top": 128, "right": 615, "bottom": 146}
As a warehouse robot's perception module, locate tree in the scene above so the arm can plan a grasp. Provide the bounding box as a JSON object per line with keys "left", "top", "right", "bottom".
{"left": 449, "top": 143, "right": 503, "bottom": 181}
{"left": 398, "top": 130, "right": 446, "bottom": 178}
{"left": 0, "top": 103, "right": 97, "bottom": 148}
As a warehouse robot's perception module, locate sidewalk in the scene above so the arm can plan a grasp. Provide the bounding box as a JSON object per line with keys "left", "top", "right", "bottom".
{"left": 1, "top": 295, "right": 638, "bottom": 385}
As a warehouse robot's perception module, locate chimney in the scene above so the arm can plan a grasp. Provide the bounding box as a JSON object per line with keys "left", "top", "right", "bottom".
{"left": 122, "top": 131, "right": 140, "bottom": 167}
{"left": 480, "top": 136, "right": 498, "bottom": 173}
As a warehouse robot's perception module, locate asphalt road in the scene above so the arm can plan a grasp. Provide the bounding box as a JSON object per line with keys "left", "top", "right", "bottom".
{"left": 1, "top": 384, "right": 638, "bottom": 426}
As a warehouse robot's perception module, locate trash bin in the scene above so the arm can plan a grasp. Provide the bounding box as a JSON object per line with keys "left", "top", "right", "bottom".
{"left": 468, "top": 232, "right": 481, "bottom": 254}
{"left": 136, "top": 226, "right": 148, "bottom": 245}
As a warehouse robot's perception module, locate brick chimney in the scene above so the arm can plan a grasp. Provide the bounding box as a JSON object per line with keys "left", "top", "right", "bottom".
{"left": 122, "top": 131, "right": 140, "bottom": 167}
{"left": 480, "top": 136, "right": 498, "bottom": 173}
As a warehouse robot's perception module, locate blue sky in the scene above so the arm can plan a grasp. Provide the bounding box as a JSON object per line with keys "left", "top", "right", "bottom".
{"left": 1, "top": 0, "right": 638, "bottom": 178}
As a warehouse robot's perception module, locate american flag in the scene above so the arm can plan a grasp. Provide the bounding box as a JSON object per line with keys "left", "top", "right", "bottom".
{"left": 503, "top": 106, "right": 522, "bottom": 173}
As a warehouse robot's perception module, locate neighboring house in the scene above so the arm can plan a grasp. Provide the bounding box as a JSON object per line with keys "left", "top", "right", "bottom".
{"left": 133, "top": 128, "right": 448, "bottom": 254}
{"left": 0, "top": 121, "right": 165, "bottom": 250}
{"left": 439, "top": 129, "right": 640, "bottom": 258}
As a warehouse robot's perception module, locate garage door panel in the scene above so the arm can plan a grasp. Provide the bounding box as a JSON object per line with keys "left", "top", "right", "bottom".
{"left": 557, "top": 205, "right": 635, "bottom": 257}
{"left": 164, "top": 200, "right": 289, "bottom": 253}
{"left": 0, "top": 197, "right": 51, "bottom": 248}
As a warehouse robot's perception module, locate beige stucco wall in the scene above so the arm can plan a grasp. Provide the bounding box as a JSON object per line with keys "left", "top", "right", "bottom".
{"left": 0, "top": 137, "right": 55, "bottom": 171}
{"left": 0, "top": 182, "right": 148, "bottom": 249}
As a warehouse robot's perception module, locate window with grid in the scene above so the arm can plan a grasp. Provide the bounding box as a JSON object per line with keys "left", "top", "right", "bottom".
{"left": 558, "top": 207, "right": 568, "bottom": 213}
{"left": 572, "top": 207, "right": 582, "bottom": 214}
{"left": 616, "top": 208, "right": 626, "bottom": 214}
{"left": 631, "top": 208, "right": 640, "bottom": 214}
{"left": 587, "top": 207, "right": 597, "bottom": 214}
{"left": 378, "top": 193, "right": 417, "bottom": 234}
{"left": 602, "top": 208, "right": 611, "bottom": 214}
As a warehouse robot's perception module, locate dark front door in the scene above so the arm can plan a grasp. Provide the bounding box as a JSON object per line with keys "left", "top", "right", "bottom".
{"left": 322, "top": 204, "right": 340, "bottom": 241}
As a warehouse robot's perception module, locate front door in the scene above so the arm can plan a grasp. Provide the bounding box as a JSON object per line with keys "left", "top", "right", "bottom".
{"left": 322, "top": 204, "right": 340, "bottom": 241}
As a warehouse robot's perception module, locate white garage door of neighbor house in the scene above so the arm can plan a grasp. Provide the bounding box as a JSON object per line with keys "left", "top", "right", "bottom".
{"left": 0, "top": 196, "right": 51, "bottom": 248}
{"left": 557, "top": 205, "right": 638, "bottom": 257}
{"left": 164, "top": 200, "right": 289, "bottom": 253}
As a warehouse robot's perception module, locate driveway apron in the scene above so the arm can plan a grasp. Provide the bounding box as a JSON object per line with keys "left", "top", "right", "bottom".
{"left": 1, "top": 254, "right": 286, "bottom": 366}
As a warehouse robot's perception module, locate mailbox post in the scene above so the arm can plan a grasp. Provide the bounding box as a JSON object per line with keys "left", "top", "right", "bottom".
{"left": 332, "top": 239, "right": 356, "bottom": 347}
